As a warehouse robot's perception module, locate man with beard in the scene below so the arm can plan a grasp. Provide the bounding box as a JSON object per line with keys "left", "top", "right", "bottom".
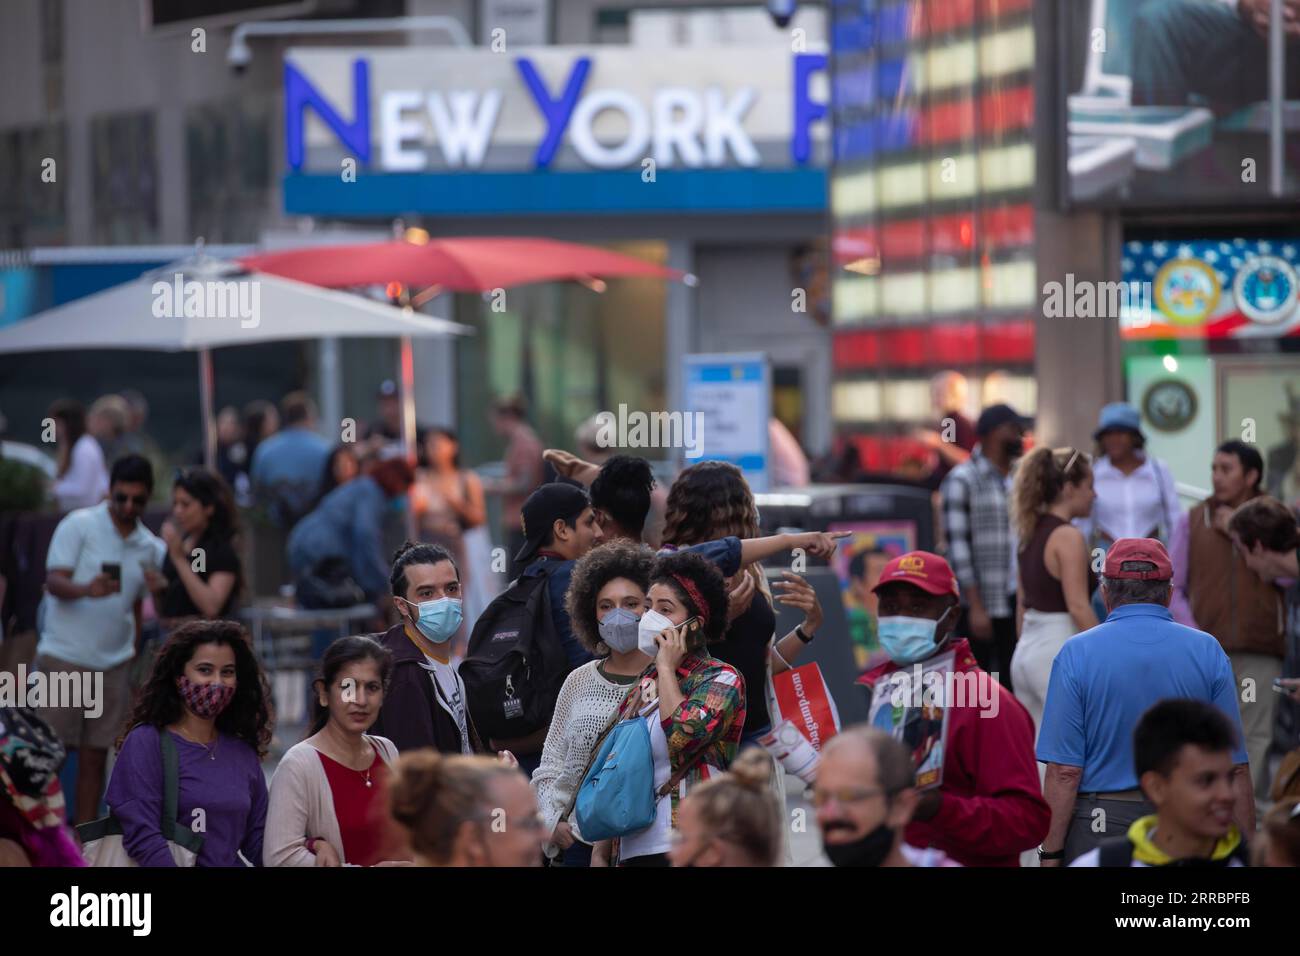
{"left": 814, "top": 725, "right": 959, "bottom": 867}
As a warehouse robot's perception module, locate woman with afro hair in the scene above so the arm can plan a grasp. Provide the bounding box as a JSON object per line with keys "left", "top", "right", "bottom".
{"left": 533, "top": 540, "right": 655, "bottom": 866}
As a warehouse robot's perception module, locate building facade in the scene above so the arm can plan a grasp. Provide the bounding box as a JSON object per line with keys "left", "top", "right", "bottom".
{"left": 0, "top": 0, "right": 834, "bottom": 472}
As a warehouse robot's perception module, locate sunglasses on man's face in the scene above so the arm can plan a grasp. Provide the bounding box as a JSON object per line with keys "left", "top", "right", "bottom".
{"left": 113, "top": 493, "right": 148, "bottom": 508}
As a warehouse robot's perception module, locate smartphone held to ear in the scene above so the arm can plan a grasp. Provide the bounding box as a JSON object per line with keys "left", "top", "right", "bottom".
{"left": 679, "top": 616, "right": 705, "bottom": 651}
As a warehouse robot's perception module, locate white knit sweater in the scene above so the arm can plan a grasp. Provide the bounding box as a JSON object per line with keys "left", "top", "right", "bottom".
{"left": 531, "top": 659, "right": 638, "bottom": 855}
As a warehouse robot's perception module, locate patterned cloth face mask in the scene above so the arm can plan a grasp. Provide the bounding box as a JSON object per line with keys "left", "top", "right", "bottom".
{"left": 177, "top": 675, "right": 236, "bottom": 719}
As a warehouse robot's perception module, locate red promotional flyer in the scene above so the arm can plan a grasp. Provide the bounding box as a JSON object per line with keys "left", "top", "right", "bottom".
{"left": 771, "top": 662, "right": 842, "bottom": 751}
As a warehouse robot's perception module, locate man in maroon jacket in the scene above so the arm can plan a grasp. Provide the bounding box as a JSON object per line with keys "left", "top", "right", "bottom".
{"left": 856, "top": 550, "right": 1049, "bottom": 866}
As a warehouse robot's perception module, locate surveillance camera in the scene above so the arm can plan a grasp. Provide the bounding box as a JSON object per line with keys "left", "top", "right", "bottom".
{"left": 227, "top": 40, "right": 252, "bottom": 72}
{"left": 766, "top": 0, "right": 798, "bottom": 29}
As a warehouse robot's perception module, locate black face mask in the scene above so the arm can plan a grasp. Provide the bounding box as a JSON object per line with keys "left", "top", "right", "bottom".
{"left": 822, "top": 822, "right": 896, "bottom": 867}
{"left": 1004, "top": 437, "right": 1025, "bottom": 460}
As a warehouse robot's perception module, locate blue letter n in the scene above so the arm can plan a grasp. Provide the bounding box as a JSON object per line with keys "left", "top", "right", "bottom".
{"left": 285, "top": 58, "right": 371, "bottom": 171}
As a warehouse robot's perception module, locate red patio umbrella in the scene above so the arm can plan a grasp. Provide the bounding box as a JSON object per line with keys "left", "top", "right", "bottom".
{"left": 238, "top": 233, "right": 693, "bottom": 484}
{"left": 239, "top": 234, "right": 694, "bottom": 293}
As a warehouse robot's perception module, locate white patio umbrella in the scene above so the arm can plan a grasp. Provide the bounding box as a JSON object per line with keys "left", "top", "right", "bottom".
{"left": 0, "top": 255, "right": 470, "bottom": 465}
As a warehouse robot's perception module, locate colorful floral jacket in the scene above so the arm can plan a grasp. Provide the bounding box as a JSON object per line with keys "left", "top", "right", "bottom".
{"left": 613, "top": 652, "right": 746, "bottom": 832}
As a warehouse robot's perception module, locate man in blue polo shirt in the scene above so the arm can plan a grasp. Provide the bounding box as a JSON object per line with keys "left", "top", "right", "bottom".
{"left": 1035, "top": 537, "right": 1254, "bottom": 866}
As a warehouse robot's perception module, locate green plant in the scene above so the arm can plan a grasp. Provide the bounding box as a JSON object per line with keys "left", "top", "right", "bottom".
{"left": 0, "top": 458, "right": 49, "bottom": 512}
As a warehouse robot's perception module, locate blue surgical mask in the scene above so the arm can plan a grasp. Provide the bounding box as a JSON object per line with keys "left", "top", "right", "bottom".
{"left": 876, "top": 610, "right": 950, "bottom": 665}
{"left": 406, "top": 597, "right": 463, "bottom": 644}
{"left": 598, "top": 607, "right": 642, "bottom": 654}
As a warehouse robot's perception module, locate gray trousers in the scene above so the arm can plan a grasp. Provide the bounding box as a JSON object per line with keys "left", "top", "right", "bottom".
{"left": 1065, "top": 792, "right": 1155, "bottom": 864}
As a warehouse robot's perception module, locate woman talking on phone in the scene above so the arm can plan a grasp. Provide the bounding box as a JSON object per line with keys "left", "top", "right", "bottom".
{"left": 593, "top": 550, "right": 746, "bottom": 867}
{"left": 155, "top": 467, "right": 243, "bottom": 623}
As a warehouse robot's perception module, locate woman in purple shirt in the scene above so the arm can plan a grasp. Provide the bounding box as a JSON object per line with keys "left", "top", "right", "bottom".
{"left": 106, "top": 620, "right": 272, "bottom": 866}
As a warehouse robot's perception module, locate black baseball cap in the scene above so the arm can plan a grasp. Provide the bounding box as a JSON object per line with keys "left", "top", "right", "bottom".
{"left": 976, "top": 403, "right": 1032, "bottom": 437}
{"left": 515, "top": 483, "right": 591, "bottom": 565}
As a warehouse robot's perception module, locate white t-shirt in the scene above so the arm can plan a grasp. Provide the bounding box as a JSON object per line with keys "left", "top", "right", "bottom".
{"left": 618, "top": 698, "right": 673, "bottom": 861}
{"left": 425, "top": 655, "right": 471, "bottom": 755}
{"left": 38, "top": 502, "right": 163, "bottom": 670}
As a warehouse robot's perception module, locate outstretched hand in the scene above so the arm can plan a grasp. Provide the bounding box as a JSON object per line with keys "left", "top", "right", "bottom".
{"left": 796, "top": 530, "right": 852, "bottom": 560}
{"left": 543, "top": 448, "right": 584, "bottom": 479}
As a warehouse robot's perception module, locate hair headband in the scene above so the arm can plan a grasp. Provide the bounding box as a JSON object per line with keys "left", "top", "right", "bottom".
{"left": 670, "top": 573, "right": 710, "bottom": 628}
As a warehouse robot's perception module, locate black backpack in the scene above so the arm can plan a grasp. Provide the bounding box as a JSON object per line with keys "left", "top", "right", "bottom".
{"left": 460, "top": 562, "right": 570, "bottom": 744}
{"left": 295, "top": 556, "right": 366, "bottom": 610}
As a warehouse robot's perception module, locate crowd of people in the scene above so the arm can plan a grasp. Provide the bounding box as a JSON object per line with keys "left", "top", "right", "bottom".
{"left": 2, "top": 386, "right": 1300, "bottom": 871}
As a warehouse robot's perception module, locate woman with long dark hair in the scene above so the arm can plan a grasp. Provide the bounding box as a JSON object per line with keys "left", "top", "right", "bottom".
{"left": 263, "top": 635, "right": 407, "bottom": 867}
{"left": 412, "top": 426, "right": 494, "bottom": 642}
{"left": 241, "top": 399, "right": 279, "bottom": 465}
{"left": 315, "top": 444, "right": 360, "bottom": 506}
{"left": 154, "top": 467, "right": 243, "bottom": 622}
{"left": 661, "top": 460, "right": 825, "bottom": 748}
{"left": 104, "top": 620, "right": 272, "bottom": 866}
{"left": 47, "top": 398, "right": 109, "bottom": 510}
{"left": 593, "top": 550, "right": 746, "bottom": 867}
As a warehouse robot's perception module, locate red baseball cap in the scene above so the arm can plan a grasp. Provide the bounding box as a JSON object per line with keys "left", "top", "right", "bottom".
{"left": 1103, "top": 538, "right": 1173, "bottom": 580}
{"left": 870, "top": 550, "right": 960, "bottom": 599}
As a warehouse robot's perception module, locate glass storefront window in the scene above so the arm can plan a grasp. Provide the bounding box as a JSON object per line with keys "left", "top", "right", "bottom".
{"left": 91, "top": 111, "right": 158, "bottom": 244}
{"left": 453, "top": 240, "right": 668, "bottom": 466}
{"left": 0, "top": 125, "right": 67, "bottom": 248}
{"left": 186, "top": 96, "right": 272, "bottom": 242}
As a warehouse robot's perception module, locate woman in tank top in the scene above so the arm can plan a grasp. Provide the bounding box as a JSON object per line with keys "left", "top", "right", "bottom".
{"left": 1009, "top": 447, "right": 1099, "bottom": 740}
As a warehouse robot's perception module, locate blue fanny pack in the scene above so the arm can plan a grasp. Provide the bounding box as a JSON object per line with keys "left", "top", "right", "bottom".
{"left": 574, "top": 718, "right": 660, "bottom": 842}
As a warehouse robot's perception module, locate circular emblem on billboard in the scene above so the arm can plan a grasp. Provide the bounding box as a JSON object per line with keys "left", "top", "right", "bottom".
{"left": 1233, "top": 255, "right": 1299, "bottom": 325}
{"left": 1142, "top": 379, "right": 1198, "bottom": 433}
{"left": 1154, "top": 259, "right": 1221, "bottom": 326}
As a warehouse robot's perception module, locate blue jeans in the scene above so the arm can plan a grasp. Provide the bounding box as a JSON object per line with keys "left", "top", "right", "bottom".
{"left": 560, "top": 841, "right": 593, "bottom": 867}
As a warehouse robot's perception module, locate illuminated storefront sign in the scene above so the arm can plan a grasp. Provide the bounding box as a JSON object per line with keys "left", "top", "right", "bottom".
{"left": 285, "top": 47, "right": 829, "bottom": 174}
